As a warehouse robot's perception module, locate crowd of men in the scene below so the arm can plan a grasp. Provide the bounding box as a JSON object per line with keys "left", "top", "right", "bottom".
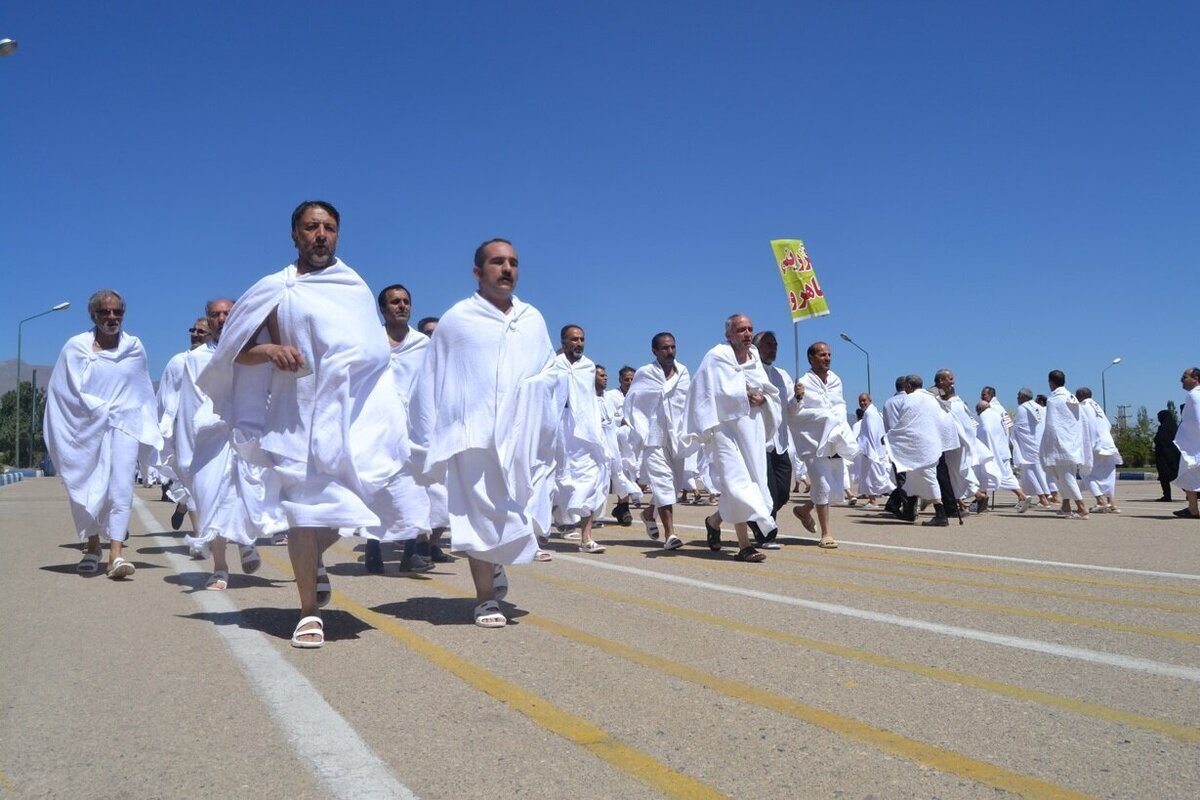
{"left": 40, "top": 200, "right": 1200, "bottom": 648}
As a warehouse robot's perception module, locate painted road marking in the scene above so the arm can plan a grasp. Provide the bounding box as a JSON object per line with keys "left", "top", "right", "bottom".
{"left": 528, "top": 570, "right": 1200, "bottom": 744}
{"left": 282, "top": 540, "right": 727, "bottom": 800}
{"left": 410, "top": 576, "right": 1095, "bottom": 800}
{"left": 555, "top": 554, "right": 1200, "bottom": 683}
{"left": 132, "top": 498, "right": 418, "bottom": 800}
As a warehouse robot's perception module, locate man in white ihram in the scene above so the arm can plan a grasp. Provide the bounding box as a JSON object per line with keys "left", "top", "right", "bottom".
{"left": 409, "top": 238, "right": 557, "bottom": 628}
{"left": 45, "top": 289, "right": 163, "bottom": 579}
{"left": 551, "top": 324, "right": 608, "bottom": 554}
{"left": 199, "top": 201, "right": 417, "bottom": 648}
{"left": 689, "top": 314, "right": 779, "bottom": 562}
{"left": 1074, "top": 387, "right": 1123, "bottom": 514}
{"left": 1038, "top": 370, "right": 1091, "bottom": 520}
{"left": 1172, "top": 368, "right": 1200, "bottom": 519}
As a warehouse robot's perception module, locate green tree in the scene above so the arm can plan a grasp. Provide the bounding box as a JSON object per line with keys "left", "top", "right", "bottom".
{"left": 0, "top": 381, "right": 49, "bottom": 468}
{"left": 1113, "top": 405, "right": 1154, "bottom": 468}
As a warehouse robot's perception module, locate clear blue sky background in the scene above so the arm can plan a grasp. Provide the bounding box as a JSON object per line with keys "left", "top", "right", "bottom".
{"left": 3, "top": 2, "right": 1196, "bottom": 424}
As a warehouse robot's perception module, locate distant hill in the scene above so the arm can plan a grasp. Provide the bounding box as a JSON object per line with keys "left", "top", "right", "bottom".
{"left": 0, "top": 359, "right": 56, "bottom": 395}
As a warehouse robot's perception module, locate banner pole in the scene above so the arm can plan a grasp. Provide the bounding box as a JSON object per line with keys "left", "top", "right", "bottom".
{"left": 793, "top": 321, "right": 800, "bottom": 379}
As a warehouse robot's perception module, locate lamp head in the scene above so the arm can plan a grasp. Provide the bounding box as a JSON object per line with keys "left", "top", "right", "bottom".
{"left": 0, "top": 38, "right": 18, "bottom": 57}
{"left": 52, "top": 301, "right": 70, "bottom": 311}
{"left": 1111, "top": 357, "right": 1121, "bottom": 365}
{"left": 839, "top": 333, "right": 852, "bottom": 343}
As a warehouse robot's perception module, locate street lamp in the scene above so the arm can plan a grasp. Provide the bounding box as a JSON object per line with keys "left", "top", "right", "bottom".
{"left": 1101, "top": 356, "right": 1121, "bottom": 416}
{"left": 839, "top": 333, "right": 871, "bottom": 396}
{"left": 0, "top": 38, "right": 18, "bottom": 57}
{"left": 16, "top": 302, "right": 70, "bottom": 468}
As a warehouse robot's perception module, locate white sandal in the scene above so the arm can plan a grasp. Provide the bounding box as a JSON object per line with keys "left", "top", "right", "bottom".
{"left": 579, "top": 540, "right": 606, "bottom": 554}
{"left": 205, "top": 570, "right": 229, "bottom": 591}
{"left": 239, "top": 545, "right": 261, "bottom": 575}
{"left": 474, "top": 600, "right": 507, "bottom": 628}
{"left": 107, "top": 557, "right": 135, "bottom": 580}
{"left": 291, "top": 616, "right": 324, "bottom": 648}
{"left": 76, "top": 552, "right": 102, "bottom": 574}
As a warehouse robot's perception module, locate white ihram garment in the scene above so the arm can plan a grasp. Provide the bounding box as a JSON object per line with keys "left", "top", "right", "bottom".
{"left": 975, "top": 405, "right": 1019, "bottom": 491}
{"left": 382, "top": 329, "right": 433, "bottom": 539}
{"left": 198, "top": 259, "right": 411, "bottom": 537}
{"left": 152, "top": 350, "right": 191, "bottom": 504}
{"left": 1040, "top": 387, "right": 1091, "bottom": 502}
{"left": 786, "top": 368, "right": 857, "bottom": 505}
{"left": 409, "top": 293, "right": 556, "bottom": 565}
{"left": 45, "top": 331, "right": 163, "bottom": 542}
{"left": 179, "top": 343, "right": 287, "bottom": 546}
{"left": 1079, "top": 398, "right": 1122, "bottom": 497}
{"left": 855, "top": 403, "right": 895, "bottom": 496}
{"left": 1174, "top": 386, "right": 1200, "bottom": 492}
{"left": 687, "top": 344, "right": 779, "bottom": 530}
{"left": 552, "top": 354, "right": 608, "bottom": 525}
{"left": 1012, "top": 400, "right": 1051, "bottom": 497}
{"left": 625, "top": 361, "right": 696, "bottom": 506}
{"left": 884, "top": 390, "right": 944, "bottom": 502}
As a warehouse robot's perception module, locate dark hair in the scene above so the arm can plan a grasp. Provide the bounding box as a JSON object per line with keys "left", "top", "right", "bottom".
{"left": 1186, "top": 367, "right": 1200, "bottom": 381}
{"left": 982, "top": 386, "right": 996, "bottom": 399}
{"left": 753, "top": 330, "right": 776, "bottom": 345}
{"left": 376, "top": 284, "right": 410, "bottom": 309}
{"left": 1075, "top": 386, "right": 1093, "bottom": 400}
{"left": 806, "top": 341, "right": 829, "bottom": 358}
{"left": 474, "top": 238, "right": 514, "bottom": 267}
{"left": 895, "top": 375, "right": 907, "bottom": 391}
{"left": 560, "top": 324, "right": 583, "bottom": 340}
{"left": 417, "top": 316, "right": 438, "bottom": 334}
{"left": 1048, "top": 370, "right": 1066, "bottom": 388}
{"left": 619, "top": 366, "right": 635, "bottom": 377}
{"left": 651, "top": 332, "right": 675, "bottom": 350}
{"left": 291, "top": 200, "right": 340, "bottom": 232}
{"left": 905, "top": 374, "right": 923, "bottom": 390}
{"left": 595, "top": 364, "right": 606, "bottom": 372}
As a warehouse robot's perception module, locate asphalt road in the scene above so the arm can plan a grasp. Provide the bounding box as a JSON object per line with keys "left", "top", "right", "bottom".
{"left": 2, "top": 477, "right": 1197, "bottom": 799}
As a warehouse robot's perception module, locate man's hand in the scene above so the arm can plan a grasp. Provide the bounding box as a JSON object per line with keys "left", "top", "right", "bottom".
{"left": 748, "top": 390, "right": 766, "bottom": 407}
{"left": 793, "top": 380, "right": 806, "bottom": 402}
{"left": 267, "top": 344, "right": 305, "bottom": 372}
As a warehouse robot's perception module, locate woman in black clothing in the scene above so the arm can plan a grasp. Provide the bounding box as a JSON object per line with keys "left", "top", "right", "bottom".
{"left": 1155, "top": 409, "right": 1181, "bottom": 501}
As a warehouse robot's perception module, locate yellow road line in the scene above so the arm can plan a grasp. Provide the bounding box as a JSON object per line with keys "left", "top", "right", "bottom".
{"left": 417, "top": 578, "right": 1095, "bottom": 800}
{"left": 759, "top": 549, "right": 1200, "bottom": 616}
{"left": 600, "top": 547, "right": 1200, "bottom": 645}
{"left": 257, "top": 547, "right": 726, "bottom": 800}
{"left": 528, "top": 570, "right": 1200, "bottom": 744}
{"left": 787, "top": 548, "right": 1200, "bottom": 598}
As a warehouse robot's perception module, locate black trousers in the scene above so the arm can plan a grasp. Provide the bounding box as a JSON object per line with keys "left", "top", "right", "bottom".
{"left": 767, "top": 449, "right": 792, "bottom": 519}
{"left": 936, "top": 455, "right": 958, "bottom": 515}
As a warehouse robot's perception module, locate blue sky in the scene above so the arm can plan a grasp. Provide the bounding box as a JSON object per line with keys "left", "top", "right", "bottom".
{"left": 2, "top": 2, "right": 1196, "bottom": 423}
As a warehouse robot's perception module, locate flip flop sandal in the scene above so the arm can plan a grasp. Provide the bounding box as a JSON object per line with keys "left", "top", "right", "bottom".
{"left": 239, "top": 545, "right": 262, "bottom": 575}
{"left": 474, "top": 600, "right": 507, "bottom": 628}
{"left": 533, "top": 550, "right": 553, "bottom": 562}
{"left": 705, "top": 516, "right": 722, "bottom": 551}
{"left": 734, "top": 547, "right": 766, "bottom": 563}
{"left": 205, "top": 570, "right": 229, "bottom": 591}
{"left": 493, "top": 565, "right": 508, "bottom": 601}
{"left": 107, "top": 557, "right": 135, "bottom": 580}
{"left": 818, "top": 539, "right": 839, "bottom": 549}
{"left": 316, "top": 561, "right": 331, "bottom": 608}
{"left": 291, "top": 615, "right": 324, "bottom": 649}
{"left": 76, "top": 552, "right": 102, "bottom": 574}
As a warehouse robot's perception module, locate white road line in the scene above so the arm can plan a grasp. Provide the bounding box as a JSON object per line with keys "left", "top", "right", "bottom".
{"left": 556, "top": 553, "right": 1200, "bottom": 683}
{"left": 132, "top": 497, "right": 417, "bottom": 800}
{"left": 673, "top": 523, "right": 1200, "bottom": 581}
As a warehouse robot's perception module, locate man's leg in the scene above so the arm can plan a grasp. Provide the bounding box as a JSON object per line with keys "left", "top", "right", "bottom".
{"left": 767, "top": 450, "right": 792, "bottom": 519}
{"left": 289, "top": 527, "right": 339, "bottom": 644}
{"left": 1186, "top": 490, "right": 1199, "bottom": 516}
{"left": 468, "top": 555, "right": 496, "bottom": 602}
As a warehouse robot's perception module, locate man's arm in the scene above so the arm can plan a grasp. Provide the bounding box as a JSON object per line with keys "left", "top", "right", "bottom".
{"left": 234, "top": 307, "right": 304, "bottom": 371}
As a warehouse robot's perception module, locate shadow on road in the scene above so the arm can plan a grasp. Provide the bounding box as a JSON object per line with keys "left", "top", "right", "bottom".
{"left": 372, "top": 596, "right": 530, "bottom": 627}
{"left": 163, "top": 571, "right": 290, "bottom": 593}
{"left": 179, "top": 606, "right": 373, "bottom": 642}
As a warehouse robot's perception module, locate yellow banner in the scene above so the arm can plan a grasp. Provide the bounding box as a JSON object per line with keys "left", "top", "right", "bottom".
{"left": 770, "top": 238, "right": 829, "bottom": 321}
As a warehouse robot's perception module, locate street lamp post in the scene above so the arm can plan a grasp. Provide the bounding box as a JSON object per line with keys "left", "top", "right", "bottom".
{"left": 839, "top": 333, "right": 871, "bottom": 396}
{"left": 16, "top": 302, "right": 70, "bottom": 468}
{"left": 1101, "top": 356, "right": 1121, "bottom": 416}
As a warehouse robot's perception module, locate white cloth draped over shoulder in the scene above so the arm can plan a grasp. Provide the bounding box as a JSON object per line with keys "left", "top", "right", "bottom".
{"left": 1173, "top": 386, "right": 1200, "bottom": 492}
{"left": 198, "top": 259, "right": 410, "bottom": 534}
{"left": 1039, "top": 387, "right": 1092, "bottom": 473}
{"left": 855, "top": 402, "right": 895, "bottom": 495}
{"left": 786, "top": 368, "right": 857, "bottom": 463}
{"left": 977, "top": 404, "right": 1018, "bottom": 491}
{"left": 1012, "top": 400, "right": 1045, "bottom": 466}
{"left": 178, "top": 342, "right": 287, "bottom": 546}
{"left": 380, "top": 329, "right": 433, "bottom": 539}
{"left": 153, "top": 350, "right": 191, "bottom": 501}
{"left": 883, "top": 390, "right": 944, "bottom": 473}
{"left": 624, "top": 362, "right": 695, "bottom": 453}
{"left": 44, "top": 331, "right": 163, "bottom": 529}
{"left": 551, "top": 353, "right": 608, "bottom": 524}
{"left": 687, "top": 343, "right": 779, "bottom": 528}
{"left": 408, "top": 293, "right": 556, "bottom": 564}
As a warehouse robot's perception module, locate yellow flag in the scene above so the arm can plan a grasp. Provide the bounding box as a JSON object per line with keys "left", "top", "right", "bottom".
{"left": 770, "top": 239, "right": 829, "bottom": 321}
